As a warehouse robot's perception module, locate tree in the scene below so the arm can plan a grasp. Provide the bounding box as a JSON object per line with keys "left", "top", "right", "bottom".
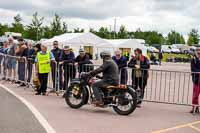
{"left": 132, "top": 29, "right": 165, "bottom": 45}
{"left": 187, "top": 35, "right": 194, "bottom": 46}
{"left": 50, "top": 14, "right": 63, "bottom": 36}
{"left": 95, "top": 27, "right": 110, "bottom": 39}
{"left": 117, "top": 25, "right": 128, "bottom": 39}
{"left": 166, "top": 30, "right": 185, "bottom": 45}
{"left": 42, "top": 26, "right": 52, "bottom": 39}
{"left": 73, "top": 28, "right": 84, "bottom": 33}
{"left": 25, "top": 12, "right": 44, "bottom": 40}
{"left": 0, "top": 23, "right": 10, "bottom": 36}
{"left": 11, "top": 14, "right": 24, "bottom": 33}
{"left": 187, "top": 29, "right": 199, "bottom": 45}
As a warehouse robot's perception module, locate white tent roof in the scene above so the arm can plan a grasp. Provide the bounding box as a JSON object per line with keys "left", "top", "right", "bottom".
{"left": 43, "top": 32, "right": 110, "bottom": 47}
{"left": 105, "top": 39, "right": 146, "bottom": 48}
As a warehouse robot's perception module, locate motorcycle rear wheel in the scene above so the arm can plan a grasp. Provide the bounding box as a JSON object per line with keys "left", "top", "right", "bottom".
{"left": 113, "top": 88, "right": 137, "bottom": 115}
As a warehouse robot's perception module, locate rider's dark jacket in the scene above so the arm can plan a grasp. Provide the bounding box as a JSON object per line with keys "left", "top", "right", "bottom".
{"left": 90, "top": 57, "right": 119, "bottom": 85}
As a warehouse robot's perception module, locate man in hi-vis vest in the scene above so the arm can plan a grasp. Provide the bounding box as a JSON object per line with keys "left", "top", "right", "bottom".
{"left": 35, "top": 44, "right": 55, "bottom": 95}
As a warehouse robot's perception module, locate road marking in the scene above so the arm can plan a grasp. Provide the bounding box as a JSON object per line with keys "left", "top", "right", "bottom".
{"left": 189, "top": 125, "right": 200, "bottom": 132}
{"left": 0, "top": 84, "right": 56, "bottom": 133}
{"left": 152, "top": 121, "right": 200, "bottom": 133}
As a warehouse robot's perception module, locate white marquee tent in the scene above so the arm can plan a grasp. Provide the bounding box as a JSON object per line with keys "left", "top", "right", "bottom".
{"left": 105, "top": 39, "right": 147, "bottom": 56}
{"left": 42, "top": 32, "right": 112, "bottom": 57}
{"left": 43, "top": 32, "right": 110, "bottom": 47}
{"left": 42, "top": 33, "right": 147, "bottom": 59}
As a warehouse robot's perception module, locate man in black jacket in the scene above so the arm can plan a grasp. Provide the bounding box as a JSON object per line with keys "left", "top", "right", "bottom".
{"left": 75, "top": 49, "right": 90, "bottom": 73}
{"left": 87, "top": 51, "right": 119, "bottom": 105}
{"left": 128, "top": 48, "right": 150, "bottom": 106}
{"left": 27, "top": 41, "right": 35, "bottom": 83}
{"left": 51, "top": 41, "right": 63, "bottom": 90}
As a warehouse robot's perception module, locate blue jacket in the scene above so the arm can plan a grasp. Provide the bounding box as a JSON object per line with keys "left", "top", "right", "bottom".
{"left": 112, "top": 56, "right": 127, "bottom": 70}
{"left": 60, "top": 51, "right": 75, "bottom": 67}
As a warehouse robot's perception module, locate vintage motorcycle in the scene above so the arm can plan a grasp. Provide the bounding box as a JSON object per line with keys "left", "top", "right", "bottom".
{"left": 64, "top": 73, "right": 137, "bottom": 115}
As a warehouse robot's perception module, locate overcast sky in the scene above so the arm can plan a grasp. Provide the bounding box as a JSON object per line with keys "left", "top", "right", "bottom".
{"left": 0, "top": 0, "right": 199, "bottom": 36}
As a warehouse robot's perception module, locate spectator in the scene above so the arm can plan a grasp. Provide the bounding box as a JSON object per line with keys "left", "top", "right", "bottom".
{"left": 7, "top": 37, "right": 17, "bottom": 82}
{"left": 158, "top": 51, "right": 163, "bottom": 65}
{"left": 75, "top": 49, "right": 91, "bottom": 73}
{"left": 2, "top": 41, "right": 9, "bottom": 80}
{"left": 59, "top": 46, "right": 75, "bottom": 90}
{"left": 112, "top": 50, "right": 128, "bottom": 85}
{"left": 150, "top": 52, "right": 156, "bottom": 64}
{"left": 27, "top": 41, "right": 35, "bottom": 83}
{"left": 128, "top": 48, "right": 150, "bottom": 107}
{"left": 33, "top": 43, "right": 41, "bottom": 55}
{"left": 190, "top": 47, "right": 200, "bottom": 113}
{"left": 124, "top": 51, "right": 130, "bottom": 61}
{"left": 15, "top": 38, "right": 28, "bottom": 86}
{"left": 35, "top": 43, "right": 55, "bottom": 95}
{"left": 0, "top": 43, "right": 5, "bottom": 74}
{"left": 51, "top": 41, "right": 63, "bottom": 90}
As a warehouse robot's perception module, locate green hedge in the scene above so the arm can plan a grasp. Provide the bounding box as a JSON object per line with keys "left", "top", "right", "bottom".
{"left": 147, "top": 52, "right": 192, "bottom": 62}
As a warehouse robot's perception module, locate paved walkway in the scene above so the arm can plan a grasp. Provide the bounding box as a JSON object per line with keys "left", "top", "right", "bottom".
{"left": 0, "top": 86, "right": 46, "bottom": 133}
{"left": 1, "top": 80, "right": 200, "bottom": 133}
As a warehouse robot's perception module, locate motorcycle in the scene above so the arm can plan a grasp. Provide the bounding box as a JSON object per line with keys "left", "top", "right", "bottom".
{"left": 64, "top": 73, "right": 137, "bottom": 115}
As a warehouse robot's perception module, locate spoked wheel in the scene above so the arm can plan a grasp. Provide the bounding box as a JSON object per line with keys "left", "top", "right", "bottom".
{"left": 113, "top": 88, "right": 137, "bottom": 115}
{"left": 65, "top": 83, "right": 86, "bottom": 109}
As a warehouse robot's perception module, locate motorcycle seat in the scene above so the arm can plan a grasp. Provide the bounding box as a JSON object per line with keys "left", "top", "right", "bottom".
{"left": 106, "top": 85, "right": 128, "bottom": 90}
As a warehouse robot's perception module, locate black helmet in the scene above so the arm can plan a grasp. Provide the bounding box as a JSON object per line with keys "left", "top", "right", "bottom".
{"left": 100, "top": 50, "right": 111, "bottom": 59}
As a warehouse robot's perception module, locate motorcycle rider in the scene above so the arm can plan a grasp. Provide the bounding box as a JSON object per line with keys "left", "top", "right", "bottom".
{"left": 86, "top": 51, "right": 119, "bottom": 105}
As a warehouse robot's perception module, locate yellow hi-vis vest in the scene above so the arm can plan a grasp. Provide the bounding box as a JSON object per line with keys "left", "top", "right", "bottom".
{"left": 37, "top": 51, "right": 51, "bottom": 74}
{"left": 125, "top": 52, "right": 128, "bottom": 57}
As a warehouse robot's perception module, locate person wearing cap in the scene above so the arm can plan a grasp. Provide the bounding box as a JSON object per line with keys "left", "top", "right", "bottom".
{"left": 112, "top": 50, "right": 128, "bottom": 85}
{"left": 190, "top": 47, "right": 200, "bottom": 113}
{"left": 51, "top": 41, "right": 63, "bottom": 90}
{"left": 59, "top": 46, "right": 75, "bottom": 90}
{"left": 128, "top": 48, "right": 150, "bottom": 107}
{"left": 75, "top": 48, "right": 90, "bottom": 73}
{"left": 35, "top": 44, "right": 55, "bottom": 95}
{"left": 15, "top": 38, "right": 28, "bottom": 86}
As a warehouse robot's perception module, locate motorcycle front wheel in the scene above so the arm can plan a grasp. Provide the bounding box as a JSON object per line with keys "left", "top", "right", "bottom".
{"left": 113, "top": 88, "right": 137, "bottom": 115}
{"left": 65, "top": 83, "right": 87, "bottom": 109}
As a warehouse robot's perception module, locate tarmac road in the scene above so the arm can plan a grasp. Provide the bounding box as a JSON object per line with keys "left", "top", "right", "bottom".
{"left": 0, "top": 63, "right": 200, "bottom": 133}
{"left": 0, "top": 87, "right": 46, "bottom": 133}
{"left": 1, "top": 81, "right": 200, "bottom": 133}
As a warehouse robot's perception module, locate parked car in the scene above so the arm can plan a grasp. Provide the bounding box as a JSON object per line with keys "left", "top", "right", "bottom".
{"left": 147, "top": 46, "right": 159, "bottom": 53}
{"left": 171, "top": 48, "right": 180, "bottom": 53}
{"left": 162, "top": 45, "right": 171, "bottom": 53}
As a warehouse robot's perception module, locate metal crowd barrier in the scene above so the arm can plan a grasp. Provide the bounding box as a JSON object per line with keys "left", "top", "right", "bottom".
{"left": 83, "top": 64, "right": 198, "bottom": 107}
{"left": 0, "top": 53, "right": 28, "bottom": 85}
{"left": 0, "top": 53, "right": 198, "bottom": 108}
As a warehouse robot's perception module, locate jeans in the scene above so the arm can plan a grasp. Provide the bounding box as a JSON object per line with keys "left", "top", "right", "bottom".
{"left": 18, "top": 62, "right": 25, "bottom": 81}
{"left": 27, "top": 62, "right": 33, "bottom": 82}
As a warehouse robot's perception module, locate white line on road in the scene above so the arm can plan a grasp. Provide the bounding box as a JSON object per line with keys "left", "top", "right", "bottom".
{"left": 0, "top": 84, "right": 56, "bottom": 133}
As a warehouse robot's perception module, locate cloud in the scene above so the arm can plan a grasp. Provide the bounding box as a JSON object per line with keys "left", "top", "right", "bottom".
{"left": 0, "top": 0, "right": 200, "bottom": 35}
